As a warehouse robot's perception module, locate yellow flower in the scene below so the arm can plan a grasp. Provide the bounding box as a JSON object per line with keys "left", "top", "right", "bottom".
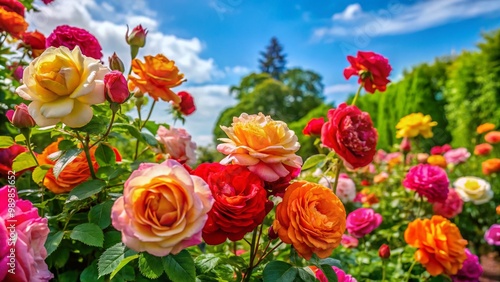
{"left": 427, "top": 155, "right": 447, "bottom": 169}
{"left": 129, "top": 54, "right": 185, "bottom": 103}
{"left": 396, "top": 113, "right": 437, "bottom": 139}
{"left": 217, "top": 113, "right": 302, "bottom": 183}
{"left": 16, "top": 46, "right": 110, "bottom": 128}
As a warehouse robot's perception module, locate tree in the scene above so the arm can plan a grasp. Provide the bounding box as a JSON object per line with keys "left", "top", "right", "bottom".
{"left": 258, "top": 37, "right": 287, "bottom": 79}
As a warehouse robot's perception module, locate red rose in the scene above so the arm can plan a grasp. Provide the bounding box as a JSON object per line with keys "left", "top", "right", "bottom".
{"left": 104, "top": 70, "right": 129, "bottom": 104}
{"left": 0, "top": 144, "right": 29, "bottom": 178}
{"left": 344, "top": 51, "right": 391, "bottom": 93}
{"left": 177, "top": 91, "right": 196, "bottom": 115}
{"left": 302, "top": 117, "right": 325, "bottom": 136}
{"left": 321, "top": 103, "right": 378, "bottom": 169}
{"left": 21, "top": 30, "right": 46, "bottom": 58}
{"left": 192, "top": 163, "right": 271, "bottom": 245}
{"left": 378, "top": 244, "right": 390, "bottom": 259}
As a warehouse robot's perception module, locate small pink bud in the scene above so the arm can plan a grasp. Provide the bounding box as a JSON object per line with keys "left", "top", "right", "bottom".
{"left": 108, "top": 52, "right": 125, "bottom": 73}
{"left": 126, "top": 25, "right": 148, "bottom": 48}
{"left": 400, "top": 137, "right": 411, "bottom": 152}
{"left": 13, "top": 66, "right": 24, "bottom": 82}
{"left": 268, "top": 226, "right": 278, "bottom": 240}
{"left": 104, "top": 71, "right": 129, "bottom": 104}
{"left": 6, "top": 103, "right": 36, "bottom": 128}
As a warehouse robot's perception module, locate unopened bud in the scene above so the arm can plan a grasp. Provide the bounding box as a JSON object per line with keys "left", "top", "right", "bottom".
{"left": 126, "top": 25, "right": 148, "bottom": 48}
{"left": 6, "top": 103, "right": 36, "bottom": 128}
{"left": 268, "top": 226, "right": 278, "bottom": 240}
{"left": 400, "top": 137, "right": 411, "bottom": 152}
{"left": 108, "top": 52, "right": 125, "bottom": 72}
{"left": 104, "top": 70, "right": 129, "bottom": 104}
{"left": 378, "top": 244, "right": 390, "bottom": 259}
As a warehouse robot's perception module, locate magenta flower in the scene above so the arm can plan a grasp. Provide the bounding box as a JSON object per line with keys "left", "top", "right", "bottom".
{"left": 432, "top": 189, "right": 463, "bottom": 219}
{"left": 451, "top": 249, "right": 483, "bottom": 281}
{"left": 346, "top": 208, "right": 382, "bottom": 238}
{"left": 403, "top": 164, "right": 449, "bottom": 203}
{"left": 0, "top": 186, "right": 53, "bottom": 281}
{"left": 316, "top": 266, "right": 357, "bottom": 282}
{"left": 46, "top": 25, "right": 103, "bottom": 59}
{"left": 340, "top": 234, "right": 359, "bottom": 248}
{"left": 484, "top": 224, "right": 500, "bottom": 246}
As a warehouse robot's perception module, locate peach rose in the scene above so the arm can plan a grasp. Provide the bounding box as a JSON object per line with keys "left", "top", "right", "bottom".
{"left": 474, "top": 143, "right": 493, "bottom": 156}
{"left": 156, "top": 126, "right": 197, "bottom": 166}
{"left": 405, "top": 215, "right": 467, "bottom": 276}
{"left": 129, "top": 54, "right": 185, "bottom": 103}
{"left": 217, "top": 113, "right": 302, "bottom": 185}
{"left": 111, "top": 160, "right": 213, "bottom": 256}
{"left": 37, "top": 138, "right": 99, "bottom": 194}
{"left": 273, "top": 181, "right": 346, "bottom": 260}
{"left": 485, "top": 131, "right": 500, "bottom": 144}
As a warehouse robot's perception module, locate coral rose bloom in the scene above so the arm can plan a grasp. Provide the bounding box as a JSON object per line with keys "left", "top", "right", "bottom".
{"left": 111, "top": 160, "right": 213, "bottom": 256}
{"left": 273, "top": 181, "right": 346, "bottom": 260}
{"left": 396, "top": 113, "right": 437, "bottom": 139}
{"left": 405, "top": 215, "right": 467, "bottom": 276}
{"left": 16, "top": 46, "right": 109, "bottom": 128}
{"left": 474, "top": 143, "right": 493, "bottom": 156}
{"left": 321, "top": 103, "right": 378, "bottom": 169}
{"left": 477, "top": 123, "right": 495, "bottom": 134}
{"left": 0, "top": 6, "right": 27, "bottom": 39}
{"left": 482, "top": 158, "right": 500, "bottom": 175}
{"left": 485, "top": 131, "right": 500, "bottom": 144}
{"left": 129, "top": 54, "right": 185, "bottom": 103}
{"left": 217, "top": 112, "right": 302, "bottom": 183}
{"left": 37, "top": 138, "right": 99, "bottom": 194}
{"left": 156, "top": 126, "right": 197, "bottom": 166}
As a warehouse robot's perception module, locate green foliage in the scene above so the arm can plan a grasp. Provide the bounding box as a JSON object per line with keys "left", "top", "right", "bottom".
{"left": 70, "top": 223, "right": 104, "bottom": 247}
{"left": 163, "top": 250, "right": 196, "bottom": 282}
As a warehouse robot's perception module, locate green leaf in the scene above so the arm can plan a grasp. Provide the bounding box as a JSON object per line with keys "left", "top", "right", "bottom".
{"left": 12, "top": 152, "right": 37, "bottom": 172}
{"left": 110, "top": 253, "right": 139, "bottom": 279}
{"left": 114, "top": 123, "right": 143, "bottom": 140}
{"left": 0, "top": 136, "right": 14, "bottom": 148}
{"left": 14, "top": 134, "right": 26, "bottom": 143}
{"left": 53, "top": 148, "right": 82, "bottom": 179}
{"left": 162, "top": 249, "right": 196, "bottom": 282}
{"left": 95, "top": 143, "right": 116, "bottom": 167}
{"left": 141, "top": 131, "right": 158, "bottom": 146}
{"left": 195, "top": 253, "right": 221, "bottom": 273}
{"left": 301, "top": 154, "right": 326, "bottom": 171}
{"left": 58, "top": 139, "right": 75, "bottom": 151}
{"left": 320, "top": 264, "right": 338, "bottom": 282}
{"left": 297, "top": 268, "right": 317, "bottom": 282}
{"left": 89, "top": 201, "right": 114, "bottom": 229}
{"left": 81, "top": 261, "right": 106, "bottom": 282}
{"left": 319, "top": 258, "right": 342, "bottom": 268}
{"left": 45, "top": 231, "right": 64, "bottom": 257}
{"left": 98, "top": 243, "right": 126, "bottom": 278}
{"left": 32, "top": 165, "right": 51, "bottom": 184}
{"left": 66, "top": 180, "right": 106, "bottom": 203}
{"left": 70, "top": 223, "right": 104, "bottom": 247}
{"left": 139, "top": 253, "right": 164, "bottom": 279}
{"left": 263, "top": 261, "right": 294, "bottom": 282}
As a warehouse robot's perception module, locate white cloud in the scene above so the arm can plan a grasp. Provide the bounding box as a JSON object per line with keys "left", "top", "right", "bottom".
{"left": 26, "top": 0, "right": 217, "bottom": 84}
{"left": 324, "top": 83, "right": 358, "bottom": 104}
{"left": 314, "top": 0, "right": 500, "bottom": 41}
{"left": 224, "top": 65, "right": 250, "bottom": 75}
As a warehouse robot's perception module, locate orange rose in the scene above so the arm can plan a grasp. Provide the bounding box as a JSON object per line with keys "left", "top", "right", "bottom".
{"left": 427, "top": 155, "right": 447, "bottom": 169}
{"left": 485, "top": 131, "right": 500, "bottom": 144}
{"left": 129, "top": 54, "right": 185, "bottom": 103}
{"left": 21, "top": 30, "right": 46, "bottom": 58}
{"left": 272, "top": 181, "right": 346, "bottom": 260}
{"left": 482, "top": 158, "right": 500, "bottom": 175}
{"left": 37, "top": 138, "right": 99, "bottom": 194}
{"left": 404, "top": 215, "right": 467, "bottom": 276}
{"left": 477, "top": 123, "right": 495, "bottom": 134}
{"left": 474, "top": 143, "right": 493, "bottom": 156}
{"left": 0, "top": 7, "right": 28, "bottom": 38}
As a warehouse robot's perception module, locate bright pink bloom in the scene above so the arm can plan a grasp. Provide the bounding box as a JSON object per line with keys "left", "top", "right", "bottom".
{"left": 403, "top": 164, "right": 449, "bottom": 203}
{"left": 46, "top": 25, "right": 103, "bottom": 59}
{"left": 0, "top": 186, "right": 53, "bottom": 281}
{"left": 433, "top": 189, "right": 463, "bottom": 219}
{"left": 104, "top": 70, "right": 129, "bottom": 104}
{"left": 451, "top": 249, "right": 483, "bottom": 282}
{"left": 346, "top": 207, "right": 382, "bottom": 238}
{"left": 340, "top": 234, "right": 358, "bottom": 248}
{"left": 484, "top": 224, "right": 500, "bottom": 246}
{"left": 316, "top": 266, "right": 357, "bottom": 282}
{"left": 344, "top": 51, "right": 391, "bottom": 93}
{"left": 443, "top": 148, "right": 470, "bottom": 165}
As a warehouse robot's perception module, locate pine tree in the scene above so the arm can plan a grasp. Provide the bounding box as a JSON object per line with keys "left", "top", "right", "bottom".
{"left": 259, "top": 37, "right": 287, "bottom": 79}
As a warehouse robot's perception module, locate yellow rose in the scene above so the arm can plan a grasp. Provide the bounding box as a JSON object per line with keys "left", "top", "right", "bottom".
{"left": 395, "top": 113, "right": 437, "bottom": 139}
{"left": 16, "top": 46, "right": 110, "bottom": 128}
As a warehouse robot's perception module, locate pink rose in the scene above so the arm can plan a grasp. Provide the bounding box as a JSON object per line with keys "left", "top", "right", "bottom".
{"left": 403, "top": 164, "right": 449, "bottom": 203}
{"left": 46, "top": 25, "right": 103, "bottom": 59}
{"left": 346, "top": 207, "right": 382, "bottom": 238}
{"left": 443, "top": 148, "right": 470, "bottom": 165}
{"left": 111, "top": 160, "right": 214, "bottom": 256}
{"left": 104, "top": 70, "right": 129, "bottom": 104}
{"left": 373, "top": 149, "right": 387, "bottom": 164}
{"left": 156, "top": 126, "right": 197, "bottom": 166}
{"left": 0, "top": 186, "right": 53, "bottom": 281}
{"left": 319, "top": 174, "right": 356, "bottom": 203}
{"left": 433, "top": 189, "right": 463, "bottom": 219}
{"left": 6, "top": 103, "right": 36, "bottom": 128}
{"left": 340, "top": 234, "right": 358, "bottom": 248}
{"left": 316, "top": 266, "right": 357, "bottom": 282}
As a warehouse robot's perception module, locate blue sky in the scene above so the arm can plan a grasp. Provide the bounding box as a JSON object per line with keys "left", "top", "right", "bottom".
{"left": 27, "top": 0, "right": 500, "bottom": 145}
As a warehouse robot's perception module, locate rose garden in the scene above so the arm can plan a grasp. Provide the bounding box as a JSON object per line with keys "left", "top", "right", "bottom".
{"left": 0, "top": 0, "right": 500, "bottom": 282}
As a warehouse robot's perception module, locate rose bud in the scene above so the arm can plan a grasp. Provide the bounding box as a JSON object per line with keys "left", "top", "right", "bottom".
{"left": 378, "top": 244, "right": 390, "bottom": 259}
{"left": 12, "top": 65, "right": 24, "bottom": 82}
{"left": 6, "top": 103, "right": 36, "bottom": 128}
{"left": 126, "top": 24, "right": 148, "bottom": 48}
{"left": 177, "top": 91, "right": 196, "bottom": 115}
{"left": 108, "top": 52, "right": 125, "bottom": 73}
{"left": 268, "top": 226, "right": 278, "bottom": 240}
{"left": 104, "top": 70, "right": 129, "bottom": 104}
{"left": 303, "top": 117, "right": 325, "bottom": 136}
{"left": 400, "top": 137, "right": 411, "bottom": 152}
